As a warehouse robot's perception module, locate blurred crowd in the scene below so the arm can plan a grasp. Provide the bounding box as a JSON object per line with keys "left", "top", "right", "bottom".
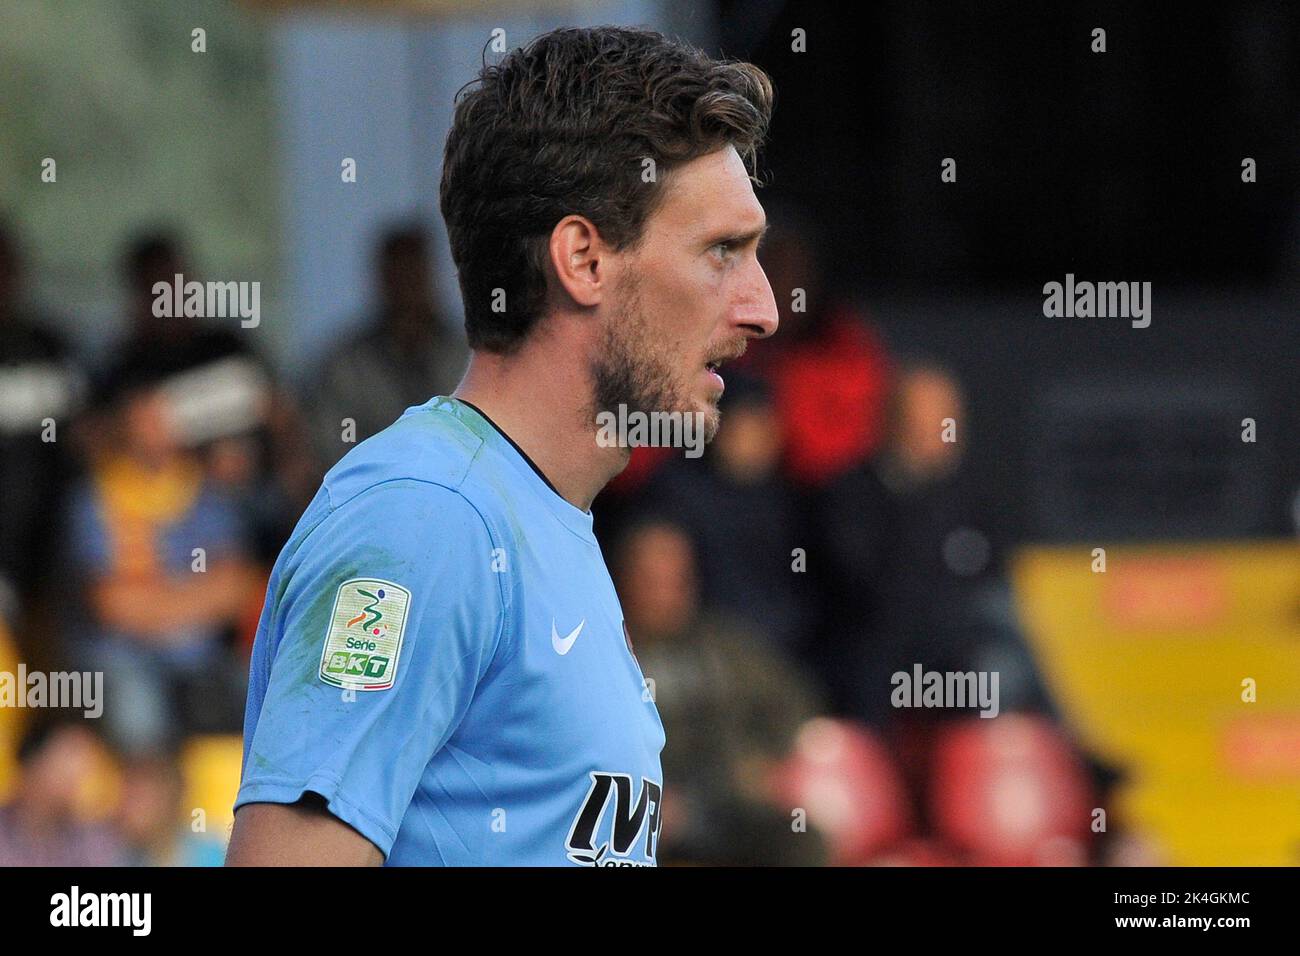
{"left": 0, "top": 207, "right": 1130, "bottom": 866}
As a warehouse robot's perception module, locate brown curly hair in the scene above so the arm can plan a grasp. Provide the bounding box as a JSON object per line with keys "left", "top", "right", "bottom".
{"left": 439, "top": 25, "right": 774, "bottom": 353}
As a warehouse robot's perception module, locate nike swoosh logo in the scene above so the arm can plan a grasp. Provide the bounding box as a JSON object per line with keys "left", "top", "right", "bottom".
{"left": 551, "top": 618, "right": 585, "bottom": 655}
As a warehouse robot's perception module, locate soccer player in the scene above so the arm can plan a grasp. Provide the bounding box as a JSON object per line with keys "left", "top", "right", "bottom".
{"left": 226, "top": 25, "right": 778, "bottom": 866}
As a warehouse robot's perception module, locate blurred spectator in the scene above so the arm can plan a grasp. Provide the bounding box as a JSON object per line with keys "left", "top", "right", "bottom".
{"left": 748, "top": 199, "right": 893, "bottom": 488}
{"left": 95, "top": 232, "right": 251, "bottom": 392}
{"left": 815, "top": 361, "right": 1058, "bottom": 726}
{"left": 0, "top": 719, "right": 124, "bottom": 866}
{"left": 308, "top": 224, "right": 469, "bottom": 468}
{"left": 83, "top": 231, "right": 319, "bottom": 562}
{"left": 639, "top": 371, "right": 815, "bottom": 655}
{"left": 0, "top": 220, "right": 87, "bottom": 646}
{"left": 59, "top": 368, "right": 259, "bottom": 755}
{"left": 613, "top": 517, "right": 826, "bottom": 865}
{"left": 115, "top": 749, "right": 225, "bottom": 866}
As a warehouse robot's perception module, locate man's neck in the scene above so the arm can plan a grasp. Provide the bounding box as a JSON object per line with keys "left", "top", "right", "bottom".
{"left": 453, "top": 344, "right": 628, "bottom": 513}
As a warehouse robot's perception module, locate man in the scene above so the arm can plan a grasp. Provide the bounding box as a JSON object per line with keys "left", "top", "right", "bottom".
{"left": 748, "top": 200, "right": 892, "bottom": 488}
{"left": 89, "top": 231, "right": 320, "bottom": 563}
{"left": 308, "top": 224, "right": 469, "bottom": 470}
{"left": 62, "top": 367, "right": 258, "bottom": 754}
{"left": 611, "top": 518, "right": 825, "bottom": 866}
{"left": 0, "top": 221, "right": 87, "bottom": 640}
{"left": 816, "top": 362, "right": 1057, "bottom": 725}
{"left": 0, "top": 721, "right": 125, "bottom": 867}
{"left": 639, "top": 371, "right": 813, "bottom": 654}
{"left": 227, "top": 26, "right": 778, "bottom": 866}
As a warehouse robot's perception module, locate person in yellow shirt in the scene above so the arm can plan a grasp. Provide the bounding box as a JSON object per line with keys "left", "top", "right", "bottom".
{"left": 60, "top": 373, "right": 261, "bottom": 754}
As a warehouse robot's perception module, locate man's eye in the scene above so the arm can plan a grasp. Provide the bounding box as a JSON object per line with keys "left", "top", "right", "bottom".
{"left": 712, "top": 241, "right": 736, "bottom": 259}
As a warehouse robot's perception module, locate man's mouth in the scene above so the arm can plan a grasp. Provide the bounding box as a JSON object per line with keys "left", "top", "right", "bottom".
{"left": 704, "top": 342, "right": 747, "bottom": 376}
{"left": 704, "top": 344, "right": 747, "bottom": 394}
{"left": 703, "top": 358, "right": 728, "bottom": 394}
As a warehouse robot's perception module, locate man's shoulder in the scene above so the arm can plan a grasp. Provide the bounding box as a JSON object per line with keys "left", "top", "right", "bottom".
{"left": 315, "top": 397, "right": 517, "bottom": 541}
{"left": 322, "top": 397, "right": 479, "bottom": 500}
{"left": 270, "top": 403, "right": 515, "bottom": 633}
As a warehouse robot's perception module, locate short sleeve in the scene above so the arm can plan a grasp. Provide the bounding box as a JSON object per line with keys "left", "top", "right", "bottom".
{"left": 234, "top": 479, "right": 507, "bottom": 857}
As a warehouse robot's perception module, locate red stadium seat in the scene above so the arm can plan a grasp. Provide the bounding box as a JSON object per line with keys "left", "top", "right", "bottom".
{"left": 928, "top": 715, "right": 1094, "bottom": 866}
{"left": 871, "top": 837, "right": 962, "bottom": 867}
{"left": 768, "top": 718, "right": 913, "bottom": 865}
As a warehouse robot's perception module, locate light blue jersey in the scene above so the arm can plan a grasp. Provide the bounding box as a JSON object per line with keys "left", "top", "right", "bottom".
{"left": 235, "top": 396, "right": 665, "bottom": 865}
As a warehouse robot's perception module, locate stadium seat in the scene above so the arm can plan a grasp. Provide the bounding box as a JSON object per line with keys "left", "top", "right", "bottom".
{"left": 928, "top": 714, "right": 1094, "bottom": 866}
{"left": 768, "top": 717, "right": 913, "bottom": 865}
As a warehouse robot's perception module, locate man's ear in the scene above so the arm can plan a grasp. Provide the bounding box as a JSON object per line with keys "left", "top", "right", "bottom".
{"left": 548, "top": 215, "right": 607, "bottom": 309}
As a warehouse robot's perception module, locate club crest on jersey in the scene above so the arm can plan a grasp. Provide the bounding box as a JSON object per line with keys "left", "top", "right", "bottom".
{"left": 565, "top": 772, "right": 662, "bottom": 867}
{"left": 318, "top": 578, "right": 411, "bottom": 691}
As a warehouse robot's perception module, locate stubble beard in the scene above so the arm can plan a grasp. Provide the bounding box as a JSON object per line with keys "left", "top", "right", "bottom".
{"left": 590, "top": 278, "right": 722, "bottom": 446}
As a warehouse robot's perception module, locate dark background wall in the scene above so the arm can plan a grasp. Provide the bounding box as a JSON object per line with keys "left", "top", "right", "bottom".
{"left": 718, "top": 0, "right": 1299, "bottom": 543}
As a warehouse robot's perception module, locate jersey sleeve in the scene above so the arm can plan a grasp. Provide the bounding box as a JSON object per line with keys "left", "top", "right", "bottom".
{"left": 234, "top": 478, "right": 508, "bottom": 858}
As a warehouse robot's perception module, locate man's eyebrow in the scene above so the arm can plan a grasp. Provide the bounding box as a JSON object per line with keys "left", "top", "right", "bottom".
{"left": 704, "top": 221, "right": 770, "bottom": 247}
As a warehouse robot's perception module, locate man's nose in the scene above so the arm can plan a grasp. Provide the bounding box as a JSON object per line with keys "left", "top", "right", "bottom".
{"left": 735, "top": 262, "right": 779, "bottom": 339}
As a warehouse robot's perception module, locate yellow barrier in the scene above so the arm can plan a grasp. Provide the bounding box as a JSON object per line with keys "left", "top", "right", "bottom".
{"left": 181, "top": 734, "right": 245, "bottom": 844}
{"left": 1012, "top": 540, "right": 1300, "bottom": 865}
{"left": 0, "top": 618, "right": 19, "bottom": 802}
